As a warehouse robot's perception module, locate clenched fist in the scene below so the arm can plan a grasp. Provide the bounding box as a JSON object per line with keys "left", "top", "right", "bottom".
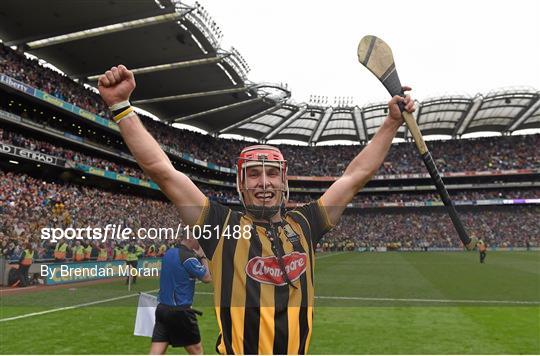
{"left": 387, "top": 86, "right": 415, "bottom": 125}
{"left": 98, "top": 65, "right": 136, "bottom": 107}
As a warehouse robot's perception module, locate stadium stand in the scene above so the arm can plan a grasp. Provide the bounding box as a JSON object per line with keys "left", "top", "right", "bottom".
{"left": 323, "top": 206, "right": 540, "bottom": 251}
{"left": 1, "top": 169, "right": 538, "bottom": 262}
{"left": 0, "top": 43, "right": 109, "bottom": 118}
{"left": 289, "top": 189, "right": 540, "bottom": 204}
{"left": 1, "top": 82, "right": 538, "bottom": 177}
{"left": 1, "top": 43, "right": 539, "bottom": 176}
{"left": 0, "top": 37, "right": 539, "bottom": 262}
{"left": 0, "top": 127, "right": 147, "bottom": 179}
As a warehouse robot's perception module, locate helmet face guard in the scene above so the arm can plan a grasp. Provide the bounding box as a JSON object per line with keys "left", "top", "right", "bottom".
{"left": 237, "top": 145, "right": 288, "bottom": 221}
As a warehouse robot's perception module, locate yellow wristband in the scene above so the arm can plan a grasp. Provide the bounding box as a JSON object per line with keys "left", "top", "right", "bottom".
{"left": 113, "top": 106, "right": 134, "bottom": 123}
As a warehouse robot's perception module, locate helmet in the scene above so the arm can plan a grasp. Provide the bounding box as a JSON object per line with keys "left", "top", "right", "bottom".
{"left": 237, "top": 145, "right": 288, "bottom": 220}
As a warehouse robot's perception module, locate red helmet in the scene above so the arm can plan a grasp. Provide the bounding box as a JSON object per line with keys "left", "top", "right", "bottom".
{"left": 237, "top": 145, "right": 289, "bottom": 219}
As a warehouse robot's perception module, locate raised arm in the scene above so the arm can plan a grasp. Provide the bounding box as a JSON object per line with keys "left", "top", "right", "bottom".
{"left": 321, "top": 89, "right": 415, "bottom": 225}
{"left": 98, "top": 65, "right": 206, "bottom": 225}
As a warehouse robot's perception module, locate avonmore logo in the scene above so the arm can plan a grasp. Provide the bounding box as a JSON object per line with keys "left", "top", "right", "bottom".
{"left": 245, "top": 252, "right": 307, "bottom": 286}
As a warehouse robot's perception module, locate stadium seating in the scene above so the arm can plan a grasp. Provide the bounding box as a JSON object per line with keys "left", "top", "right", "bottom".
{"left": 0, "top": 169, "right": 538, "bottom": 261}
{"left": 1, "top": 42, "right": 538, "bottom": 257}
{"left": 1, "top": 42, "right": 539, "bottom": 177}
{"left": 0, "top": 128, "right": 147, "bottom": 179}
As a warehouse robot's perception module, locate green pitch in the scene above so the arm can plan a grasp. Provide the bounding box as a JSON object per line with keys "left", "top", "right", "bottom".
{"left": 1, "top": 251, "right": 539, "bottom": 354}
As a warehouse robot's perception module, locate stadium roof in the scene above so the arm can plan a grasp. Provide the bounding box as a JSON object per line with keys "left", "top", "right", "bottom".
{"left": 227, "top": 88, "right": 540, "bottom": 143}
{"left": 0, "top": 0, "right": 289, "bottom": 133}
{"left": 0, "top": 1, "right": 539, "bottom": 144}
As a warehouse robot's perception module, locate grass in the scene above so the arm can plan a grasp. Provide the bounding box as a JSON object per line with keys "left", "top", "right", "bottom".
{"left": 1, "top": 251, "right": 539, "bottom": 354}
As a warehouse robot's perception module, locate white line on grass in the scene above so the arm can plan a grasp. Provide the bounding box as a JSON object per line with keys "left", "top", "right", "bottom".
{"left": 313, "top": 295, "right": 540, "bottom": 305}
{"left": 0, "top": 289, "right": 159, "bottom": 323}
{"left": 316, "top": 252, "right": 349, "bottom": 260}
{"left": 193, "top": 291, "right": 539, "bottom": 305}
{"left": 3, "top": 288, "right": 539, "bottom": 323}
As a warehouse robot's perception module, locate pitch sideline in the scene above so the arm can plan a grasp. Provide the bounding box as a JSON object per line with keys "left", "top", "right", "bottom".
{"left": 316, "top": 252, "right": 350, "bottom": 260}
{"left": 2, "top": 284, "right": 539, "bottom": 323}
{"left": 0, "top": 288, "right": 159, "bottom": 323}
{"left": 193, "top": 291, "right": 540, "bottom": 305}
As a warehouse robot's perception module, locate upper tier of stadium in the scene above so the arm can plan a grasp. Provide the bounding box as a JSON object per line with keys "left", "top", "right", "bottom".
{"left": 0, "top": 0, "right": 539, "bottom": 144}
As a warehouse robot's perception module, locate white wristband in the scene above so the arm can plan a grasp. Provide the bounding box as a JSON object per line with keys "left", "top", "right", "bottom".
{"left": 115, "top": 111, "right": 136, "bottom": 124}
{"left": 109, "top": 100, "right": 130, "bottom": 111}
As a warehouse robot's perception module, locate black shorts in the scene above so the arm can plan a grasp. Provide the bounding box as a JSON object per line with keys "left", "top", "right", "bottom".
{"left": 151, "top": 303, "right": 201, "bottom": 347}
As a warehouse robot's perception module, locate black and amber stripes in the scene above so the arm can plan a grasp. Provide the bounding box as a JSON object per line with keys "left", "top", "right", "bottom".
{"left": 209, "top": 211, "right": 316, "bottom": 355}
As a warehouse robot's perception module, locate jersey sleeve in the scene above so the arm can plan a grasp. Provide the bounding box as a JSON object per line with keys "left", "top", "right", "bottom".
{"left": 182, "top": 257, "right": 207, "bottom": 279}
{"left": 290, "top": 198, "right": 335, "bottom": 245}
{"left": 192, "top": 197, "right": 231, "bottom": 260}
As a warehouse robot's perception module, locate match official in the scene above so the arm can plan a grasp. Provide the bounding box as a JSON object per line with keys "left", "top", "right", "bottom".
{"left": 125, "top": 241, "right": 144, "bottom": 284}
{"left": 150, "top": 238, "right": 211, "bottom": 355}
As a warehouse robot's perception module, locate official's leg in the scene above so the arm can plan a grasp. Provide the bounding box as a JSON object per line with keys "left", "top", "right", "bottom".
{"left": 132, "top": 260, "right": 138, "bottom": 283}
{"left": 149, "top": 342, "right": 169, "bottom": 355}
{"left": 184, "top": 342, "right": 203, "bottom": 355}
{"left": 151, "top": 304, "right": 171, "bottom": 354}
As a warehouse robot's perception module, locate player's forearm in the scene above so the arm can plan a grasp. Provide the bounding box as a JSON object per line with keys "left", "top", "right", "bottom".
{"left": 344, "top": 116, "right": 401, "bottom": 187}
{"left": 117, "top": 114, "right": 174, "bottom": 181}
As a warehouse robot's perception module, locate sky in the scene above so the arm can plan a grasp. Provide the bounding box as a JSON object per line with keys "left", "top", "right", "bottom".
{"left": 199, "top": 0, "right": 540, "bottom": 105}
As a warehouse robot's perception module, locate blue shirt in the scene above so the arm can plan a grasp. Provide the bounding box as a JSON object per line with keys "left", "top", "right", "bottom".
{"left": 157, "top": 246, "right": 207, "bottom": 307}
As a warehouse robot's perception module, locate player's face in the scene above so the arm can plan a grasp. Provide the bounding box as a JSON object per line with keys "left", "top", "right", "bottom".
{"left": 244, "top": 165, "right": 283, "bottom": 207}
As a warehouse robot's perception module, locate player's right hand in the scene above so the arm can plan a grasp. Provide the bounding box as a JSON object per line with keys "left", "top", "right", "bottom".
{"left": 387, "top": 86, "right": 415, "bottom": 124}
{"left": 97, "top": 65, "right": 136, "bottom": 107}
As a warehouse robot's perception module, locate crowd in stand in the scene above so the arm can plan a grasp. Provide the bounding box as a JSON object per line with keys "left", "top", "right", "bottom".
{"left": 323, "top": 207, "right": 539, "bottom": 251}
{"left": 1, "top": 41, "right": 539, "bottom": 257}
{"left": 139, "top": 116, "right": 242, "bottom": 169}
{"left": 0, "top": 43, "right": 109, "bottom": 118}
{"left": 2, "top": 101, "right": 539, "bottom": 181}
{"left": 1, "top": 170, "right": 538, "bottom": 263}
{"left": 195, "top": 188, "right": 540, "bottom": 205}
{"left": 1, "top": 125, "right": 538, "bottom": 208}
{"left": 138, "top": 118, "right": 540, "bottom": 177}
{"left": 281, "top": 133, "right": 539, "bottom": 176}
{"left": 290, "top": 189, "right": 540, "bottom": 204}
{"left": 0, "top": 128, "right": 147, "bottom": 179}
{"left": 0, "top": 170, "right": 180, "bottom": 262}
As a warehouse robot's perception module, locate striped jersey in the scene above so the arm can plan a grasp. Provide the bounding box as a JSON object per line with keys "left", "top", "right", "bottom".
{"left": 196, "top": 197, "right": 334, "bottom": 354}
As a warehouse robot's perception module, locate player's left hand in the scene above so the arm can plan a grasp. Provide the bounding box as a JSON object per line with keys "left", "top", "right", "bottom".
{"left": 387, "top": 86, "right": 415, "bottom": 124}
